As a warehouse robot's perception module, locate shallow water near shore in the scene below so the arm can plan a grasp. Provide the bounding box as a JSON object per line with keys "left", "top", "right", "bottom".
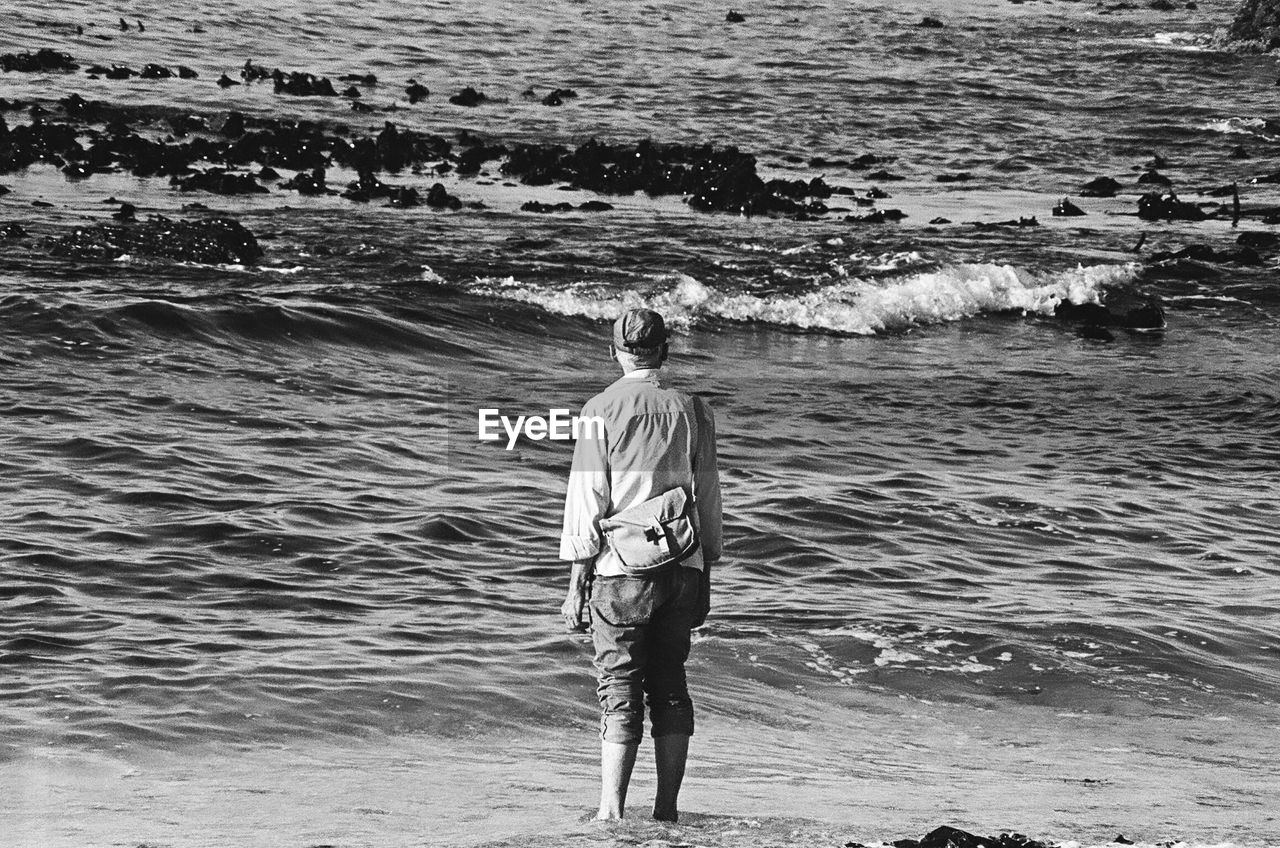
{"left": 3, "top": 0, "right": 1280, "bottom": 845}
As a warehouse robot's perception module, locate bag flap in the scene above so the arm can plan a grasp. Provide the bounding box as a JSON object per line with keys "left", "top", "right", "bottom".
{"left": 600, "top": 487, "right": 688, "bottom": 530}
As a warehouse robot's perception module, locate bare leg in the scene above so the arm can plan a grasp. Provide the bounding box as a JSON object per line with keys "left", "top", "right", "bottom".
{"left": 597, "top": 740, "right": 639, "bottom": 820}
{"left": 652, "top": 733, "right": 689, "bottom": 822}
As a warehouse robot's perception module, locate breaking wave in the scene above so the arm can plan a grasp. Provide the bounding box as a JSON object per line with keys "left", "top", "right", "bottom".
{"left": 460, "top": 263, "right": 1139, "bottom": 335}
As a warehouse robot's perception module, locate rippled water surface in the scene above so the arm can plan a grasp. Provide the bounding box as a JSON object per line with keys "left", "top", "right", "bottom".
{"left": 2, "top": 0, "right": 1280, "bottom": 846}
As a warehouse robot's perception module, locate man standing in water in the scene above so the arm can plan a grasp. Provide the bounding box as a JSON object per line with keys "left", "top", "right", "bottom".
{"left": 560, "top": 308, "right": 723, "bottom": 822}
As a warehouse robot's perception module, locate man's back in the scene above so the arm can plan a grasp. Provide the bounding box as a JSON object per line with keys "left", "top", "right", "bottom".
{"left": 562, "top": 369, "right": 721, "bottom": 578}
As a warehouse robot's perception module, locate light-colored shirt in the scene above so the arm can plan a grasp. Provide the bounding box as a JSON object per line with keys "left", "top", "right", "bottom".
{"left": 560, "top": 369, "right": 722, "bottom": 577}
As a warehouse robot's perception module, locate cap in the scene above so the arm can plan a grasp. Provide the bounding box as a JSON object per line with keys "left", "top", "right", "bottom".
{"left": 612, "top": 308, "right": 668, "bottom": 351}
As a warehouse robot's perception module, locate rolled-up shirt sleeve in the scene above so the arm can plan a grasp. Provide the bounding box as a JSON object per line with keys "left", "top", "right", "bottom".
{"left": 692, "top": 397, "right": 723, "bottom": 562}
{"left": 559, "top": 403, "right": 610, "bottom": 561}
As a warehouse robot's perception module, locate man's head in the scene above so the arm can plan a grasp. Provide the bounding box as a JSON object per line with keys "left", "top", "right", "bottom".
{"left": 611, "top": 308, "right": 668, "bottom": 371}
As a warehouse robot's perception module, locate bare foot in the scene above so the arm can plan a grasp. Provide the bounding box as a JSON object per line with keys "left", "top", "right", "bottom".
{"left": 653, "top": 809, "right": 678, "bottom": 823}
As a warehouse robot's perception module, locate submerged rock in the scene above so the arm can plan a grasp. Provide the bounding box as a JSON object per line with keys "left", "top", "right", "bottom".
{"left": 449, "top": 86, "right": 488, "bottom": 107}
{"left": 1137, "top": 191, "right": 1209, "bottom": 221}
{"left": 1, "top": 49, "right": 78, "bottom": 73}
{"left": 1080, "top": 175, "right": 1121, "bottom": 197}
{"left": 1052, "top": 197, "right": 1086, "bottom": 216}
{"left": 426, "top": 183, "right": 462, "bottom": 209}
{"left": 176, "top": 168, "right": 269, "bottom": 195}
{"left": 274, "top": 71, "right": 338, "bottom": 96}
{"left": 405, "top": 79, "right": 429, "bottom": 103}
{"left": 1137, "top": 169, "right": 1172, "bottom": 186}
{"left": 45, "top": 215, "right": 263, "bottom": 264}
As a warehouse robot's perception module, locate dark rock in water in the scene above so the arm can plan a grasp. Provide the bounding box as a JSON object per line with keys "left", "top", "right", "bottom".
{"left": 578, "top": 200, "right": 614, "bottom": 211}
{"left": 867, "top": 169, "right": 904, "bottom": 181}
{"left": 426, "top": 182, "right": 462, "bottom": 209}
{"left": 111, "top": 202, "right": 136, "bottom": 221}
{"left": 1137, "top": 191, "right": 1208, "bottom": 221}
{"left": 59, "top": 92, "right": 93, "bottom": 119}
{"left": 867, "top": 186, "right": 891, "bottom": 199}
{"left": 1229, "top": 144, "right": 1251, "bottom": 158}
{"left": 970, "top": 216, "right": 1039, "bottom": 229}
{"left": 457, "top": 143, "right": 507, "bottom": 174}
{"left": 1, "top": 48, "right": 79, "bottom": 73}
{"left": 342, "top": 171, "right": 388, "bottom": 202}
{"left": 1137, "top": 169, "right": 1171, "bottom": 186}
{"left": 1149, "top": 0, "right": 1176, "bottom": 8}
{"left": 258, "top": 166, "right": 281, "bottom": 181}
{"left": 177, "top": 65, "right": 198, "bottom": 79}
{"left": 1, "top": 222, "right": 27, "bottom": 238}
{"left": 32, "top": 200, "right": 54, "bottom": 208}
{"left": 105, "top": 65, "right": 138, "bottom": 80}
{"left": 848, "top": 152, "right": 889, "bottom": 169}
{"left": 919, "top": 16, "right": 946, "bottom": 27}
{"left": 1053, "top": 197, "right": 1086, "bottom": 216}
{"left": 936, "top": 172, "right": 971, "bottom": 182}
{"left": 386, "top": 186, "right": 420, "bottom": 207}
{"left": 929, "top": 216, "right": 952, "bottom": 224}
{"left": 176, "top": 168, "right": 269, "bottom": 195}
{"left": 450, "top": 86, "right": 488, "bottom": 107}
{"left": 1080, "top": 175, "right": 1121, "bottom": 197}
{"left": 274, "top": 71, "right": 338, "bottom": 96}
{"left": 846, "top": 208, "right": 907, "bottom": 224}
{"left": 0, "top": 185, "right": 10, "bottom": 195}
{"left": 62, "top": 162, "right": 92, "bottom": 179}
{"left": 241, "top": 60, "right": 274, "bottom": 81}
{"left": 1227, "top": 0, "right": 1280, "bottom": 48}
{"left": 726, "top": 10, "right": 746, "bottom": 22}
{"left": 1058, "top": 291, "right": 1164, "bottom": 331}
{"left": 340, "top": 73, "right": 377, "bottom": 85}
{"left": 45, "top": 215, "right": 263, "bottom": 264}
{"left": 1238, "top": 230, "right": 1280, "bottom": 249}
{"left": 1114, "top": 836, "right": 1134, "bottom": 845}
{"left": 140, "top": 63, "right": 174, "bottom": 79}
{"left": 542, "top": 88, "right": 578, "bottom": 106}
{"left": 522, "top": 200, "right": 575, "bottom": 213}
{"left": 405, "top": 79, "right": 429, "bottom": 103}
{"left": 217, "top": 110, "right": 245, "bottom": 138}
{"left": 351, "top": 101, "right": 376, "bottom": 113}
{"left": 281, "top": 167, "right": 330, "bottom": 195}
{"left": 341, "top": 85, "right": 361, "bottom": 98}
{"left": 217, "top": 73, "right": 240, "bottom": 88}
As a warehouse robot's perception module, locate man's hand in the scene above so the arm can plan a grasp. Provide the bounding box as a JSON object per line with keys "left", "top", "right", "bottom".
{"left": 562, "top": 559, "right": 592, "bottom": 633}
{"left": 562, "top": 585, "right": 589, "bottom": 632}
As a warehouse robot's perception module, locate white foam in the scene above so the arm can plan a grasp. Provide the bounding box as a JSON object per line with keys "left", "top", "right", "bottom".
{"left": 466, "top": 262, "right": 1137, "bottom": 335}
{"left": 1199, "top": 117, "right": 1279, "bottom": 141}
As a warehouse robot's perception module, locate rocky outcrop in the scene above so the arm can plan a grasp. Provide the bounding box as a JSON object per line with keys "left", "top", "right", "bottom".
{"left": 1227, "top": 0, "right": 1280, "bottom": 48}
{"left": 44, "top": 216, "right": 263, "bottom": 264}
{"left": 1, "top": 49, "right": 78, "bottom": 73}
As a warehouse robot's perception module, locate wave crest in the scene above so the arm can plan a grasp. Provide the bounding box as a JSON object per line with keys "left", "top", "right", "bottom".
{"left": 462, "top": 262, "right": 1138, "bottom": 335}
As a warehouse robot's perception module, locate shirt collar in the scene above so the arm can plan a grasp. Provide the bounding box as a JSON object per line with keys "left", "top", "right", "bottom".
{"left": 622, "top": 368, "right": 660, "bottom": 381}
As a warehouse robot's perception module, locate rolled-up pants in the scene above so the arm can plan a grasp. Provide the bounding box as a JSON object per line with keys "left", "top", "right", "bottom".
{"left": 589, "top": 565, "right": 699, "bottom": 745}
